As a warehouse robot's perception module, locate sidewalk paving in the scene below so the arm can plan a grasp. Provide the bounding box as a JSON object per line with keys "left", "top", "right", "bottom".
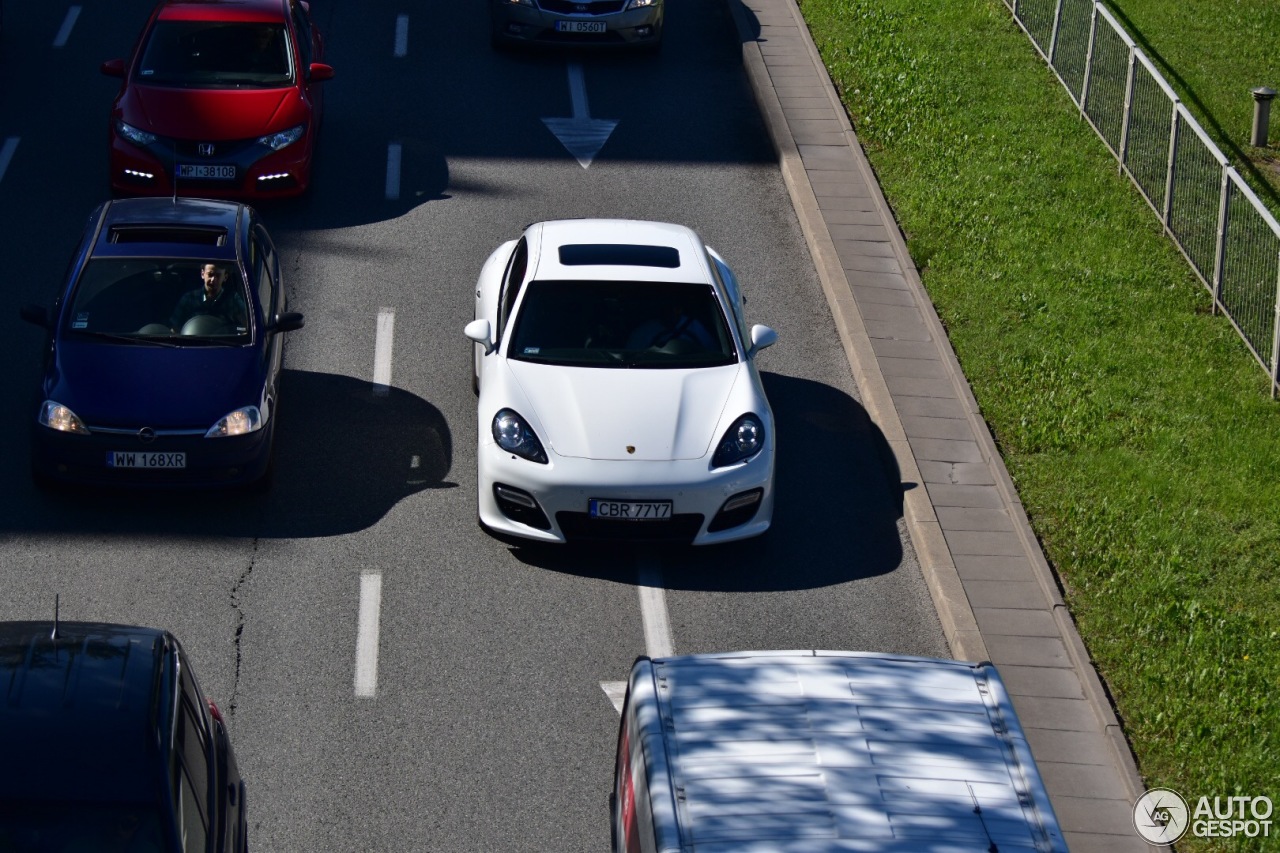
{"left": 727, "top": 0, "right": 1163, "bottom": 849}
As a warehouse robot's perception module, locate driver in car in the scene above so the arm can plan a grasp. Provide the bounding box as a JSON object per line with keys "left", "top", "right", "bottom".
{"left": 169, "top": 263, "right": 247, "bottom": 333}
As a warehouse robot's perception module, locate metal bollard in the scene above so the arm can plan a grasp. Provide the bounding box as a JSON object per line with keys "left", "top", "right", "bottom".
{"left": 1251, "top": 86, "right": 1276, "bottom": 146}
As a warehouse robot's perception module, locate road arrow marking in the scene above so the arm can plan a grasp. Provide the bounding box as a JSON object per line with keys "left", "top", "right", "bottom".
{"left": 600, "top": 681, "right": 627, "bottom": 714}
{"left": 542, "top": 62, "right": 618, "bottom": 169}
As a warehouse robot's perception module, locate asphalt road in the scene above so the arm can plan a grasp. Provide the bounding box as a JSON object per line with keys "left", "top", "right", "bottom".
{"left": 0, "top": 2, "right": 948, "bottom": 850}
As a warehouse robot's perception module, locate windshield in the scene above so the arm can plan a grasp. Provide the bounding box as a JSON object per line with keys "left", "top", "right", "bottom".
{"left": 508, "top": 280, "right": 737, "bottom": 369}
{"left": 137, "top": 21, "right": 293, "bottom": 87}
{"left": 67, "top": 258, "right": 251, "bottom": 343}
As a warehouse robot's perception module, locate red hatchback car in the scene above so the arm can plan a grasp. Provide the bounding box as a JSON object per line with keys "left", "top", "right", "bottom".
{"left": 102, "top": 0, "right": 332, "bottom": 200}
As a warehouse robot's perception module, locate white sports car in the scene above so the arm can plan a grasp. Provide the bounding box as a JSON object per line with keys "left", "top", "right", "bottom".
{"left": 465, "top": 219, "right": 778, "bottom": 545}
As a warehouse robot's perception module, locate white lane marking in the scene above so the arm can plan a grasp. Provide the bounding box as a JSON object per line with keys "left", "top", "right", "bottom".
{"left": 355, "top": 572, "right": 383, "bottom": 697}
{"left": 53, "top": 7, "right": 82, "bottom": 47}
{"left": 637, "top": 557, "right": 674, "bottom": 658}
{"left": 0, "top": 138, "right": 19, "bottom": 182}
{"left": 600, "top": 681, "right": 627, "bottom": 714}
{"left": 568, "top": 61, "right": 589, "bottom": 118}
{"left": 541, "top": 62, "right": 619, "bottom": 169}
{"left": 394, "top": 15, "right": 409, "bottom": 57}
{"left": 373, "top": 307, "right": 395, "bottom": 395}
{"left": 385, "top": 142, "right": 402, "bottom": 200}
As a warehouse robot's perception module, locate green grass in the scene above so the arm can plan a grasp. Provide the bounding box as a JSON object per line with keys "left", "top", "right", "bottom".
{"left": 1097, "top": 0, "right": 1280, "bottom": 200}
{"left": 795, "top": 0, "right": 1280, "bottom": 848}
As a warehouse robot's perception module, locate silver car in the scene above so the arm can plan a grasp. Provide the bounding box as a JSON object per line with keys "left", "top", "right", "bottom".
{"left": 490, "top": 0, "right": 663, "bottom": 50}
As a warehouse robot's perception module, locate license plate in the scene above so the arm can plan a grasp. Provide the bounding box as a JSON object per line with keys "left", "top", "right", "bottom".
{"left": 556, "top": 20, "right": 607, "bottom": 33}
{"left": 177, "top": 164, "right": 236, "bottom": 180}
{"left": 107, "top": 451, "right": 187, "bottom": 469}
{"left": 589, "top": 499, "right": 672, "bottom": 521}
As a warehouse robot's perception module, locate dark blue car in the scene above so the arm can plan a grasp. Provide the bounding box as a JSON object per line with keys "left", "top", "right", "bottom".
{"left": 21, "top": 197, "right": 303, "bottom": 490}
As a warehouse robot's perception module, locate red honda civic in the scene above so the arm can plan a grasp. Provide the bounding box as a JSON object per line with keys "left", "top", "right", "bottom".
{"left": 102, "top": 0, "right": 333, "bottom": 200}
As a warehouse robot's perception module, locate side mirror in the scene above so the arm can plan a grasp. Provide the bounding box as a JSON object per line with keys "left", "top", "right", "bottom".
{"left": 748, "top": 324, "right": 777, "bottom": 355}
{"left": 308, "top": 63, "right": 334, "bottom": 83}
{"left": 271, "top": 312, "right": 304, "bottom": 332}
{"left": 20, "top": 304, "right": 50, "bottom": 329}
{"left": 100, "top": 59, "right": 126, "bottom": 78}
{"left": 465, "top": 318, "right": 494, "bottom": 354}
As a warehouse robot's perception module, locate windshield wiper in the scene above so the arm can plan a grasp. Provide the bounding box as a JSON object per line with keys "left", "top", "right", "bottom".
{"left": 74, "top": 330, "right": 180, "bottom": 348}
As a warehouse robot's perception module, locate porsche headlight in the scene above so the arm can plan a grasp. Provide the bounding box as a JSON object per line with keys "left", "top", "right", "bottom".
{"left": 492, "top": 408, "right": 548, "bottom": 464}
{"left": 206, "top": 407, "right": 263, "bottom": 438}
{"left": 258, "top": 124, "right": 305, "bottom": 151}
{"left": 711, "top": 413, "right": 764, "bottom": 468}
{"left": 115, "top": 119, "right": 156, "bottom": 148}
{"left": 38, "top": 401, "right": 90, "bottom": 435}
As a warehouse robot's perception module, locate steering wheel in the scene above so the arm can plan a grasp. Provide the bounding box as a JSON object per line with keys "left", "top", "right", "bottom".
{"left": 180, "top": 314, "right": 235, "bottom": 336}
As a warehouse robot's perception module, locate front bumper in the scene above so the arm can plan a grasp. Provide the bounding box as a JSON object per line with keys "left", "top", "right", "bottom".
{"left": 490, "top": 0, "right": 663, "bottom": 47}
{"left": 108, "top": 133, "right": 314, "bottom": 200}
{"left": 32, "top": 421, "right": 274, "bottom": 489}
{"left": 476, "top": 440, "right": 773, "bottom": 545}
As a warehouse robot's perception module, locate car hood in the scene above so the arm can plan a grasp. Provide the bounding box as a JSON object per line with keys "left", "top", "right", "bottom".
{"left": 506, "top": 361, "right": 743, "bottom": 461}
{"left": 47, "top": 339, "right": 266, "bottom": 429}
{"left": 121, "top": 85, "right": 303, "bottom": 139}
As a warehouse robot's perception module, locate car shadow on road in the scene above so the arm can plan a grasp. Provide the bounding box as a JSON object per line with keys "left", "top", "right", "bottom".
{"left": 13, "top": 370, "right": 454, "bottom": 539}
{"left": 507, "top": 372, "right": 908, "bottom": 592}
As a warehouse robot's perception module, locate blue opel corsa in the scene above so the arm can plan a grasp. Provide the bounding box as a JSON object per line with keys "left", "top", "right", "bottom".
{"left": 21, "top": 197, "right": 303, "bottom": 490}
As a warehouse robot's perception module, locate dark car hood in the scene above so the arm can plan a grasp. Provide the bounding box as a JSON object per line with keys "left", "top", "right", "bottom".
{"left": 47, "top": 338, "right": 265, "bottom": 429}
{"left": 121, "top": 85, "right": 304, "bottom": 140}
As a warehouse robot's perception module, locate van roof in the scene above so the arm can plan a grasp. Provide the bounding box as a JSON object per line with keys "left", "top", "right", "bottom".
{"left": 636, "top": 651, "right": 1064, "bottom": 852}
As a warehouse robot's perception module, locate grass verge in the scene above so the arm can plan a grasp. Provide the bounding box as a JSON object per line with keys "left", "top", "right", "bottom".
{"left": 795, "top": 0, "right": 1280, "bottom": 848}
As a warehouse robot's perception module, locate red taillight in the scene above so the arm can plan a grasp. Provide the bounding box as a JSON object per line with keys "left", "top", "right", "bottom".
{"left": 207, "top": 698, "right": 224, "bottom": 723}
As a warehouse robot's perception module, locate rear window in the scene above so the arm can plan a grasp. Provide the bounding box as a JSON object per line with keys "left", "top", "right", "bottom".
{"left": 558, "top": 244, "right": 680, "bottom": 268}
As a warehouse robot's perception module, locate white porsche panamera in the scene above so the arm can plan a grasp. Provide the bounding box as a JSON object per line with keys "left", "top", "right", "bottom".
{"left": 464, "top": 219, "right": 778, "bottom": 545}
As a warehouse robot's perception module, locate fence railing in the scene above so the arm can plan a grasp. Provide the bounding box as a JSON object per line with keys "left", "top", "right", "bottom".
{"left": 1003, "top": 0, "right": 1280, "bottom": 397}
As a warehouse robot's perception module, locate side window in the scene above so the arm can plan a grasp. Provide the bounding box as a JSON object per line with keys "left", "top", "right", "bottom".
{"left": 252, "top": 228, "right": 278, "bottom": 321}
{"left": 497, "top": 238, "right": 529, "bottom": 342}
{"left": 292, "top": 1, "right": 314, "bottom": 68}
{"left": 708, "top": 252, "right": 750, "bottom": 347}
{"left": 174, "top": 695, "right": 211, "bottom": 853}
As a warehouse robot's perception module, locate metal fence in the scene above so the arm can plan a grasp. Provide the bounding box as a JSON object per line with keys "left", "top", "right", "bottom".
{"left": 1003, "top": 0, "right": 1280, "bottom": 397}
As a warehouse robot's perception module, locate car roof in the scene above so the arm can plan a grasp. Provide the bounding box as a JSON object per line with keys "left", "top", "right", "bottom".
{"left": 0, "top": 621, "right": 174, "bottom": 805}
{"left": 157, "top": 0, "right": 287, "bottom": 23}
{"left": 91, "top": 197, "right": 246, "bottom": 262}
{"left": 528, "top": 219, "right": 715, "bottom": 285}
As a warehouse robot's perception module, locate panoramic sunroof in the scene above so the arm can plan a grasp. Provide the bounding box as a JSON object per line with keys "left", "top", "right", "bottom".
{"left": 558, "top": 244, "right": 680, "bottom": 268}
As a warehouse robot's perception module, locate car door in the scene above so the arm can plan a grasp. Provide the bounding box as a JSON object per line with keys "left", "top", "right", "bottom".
{"left": 291, "top": 0, "right": 325, "bottom": 118}
{"left": 251, "top": 223, "right": 286, "bottom": 411}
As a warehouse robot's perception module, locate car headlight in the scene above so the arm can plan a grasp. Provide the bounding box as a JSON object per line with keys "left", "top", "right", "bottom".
{"left": 115, "top": 119, "right": 156, "bottom": 148}
{"left": 206, "top": 407, "right": 263, "bottom": 438}
{"left": 711, "top": 413, "right": 765, "bottom": 468}
{"left": 624, "top": 0, "right": 655, "bottom": 8}
{"left": 492, "top": 408, "right": 548, "bottom": 464}
{"left": 505, "top": 0, "right": 535, "bottom": 6}
{"left": 257, "top": 124, "right": 305, "bottom": 151}
{"left": 38, "top": 401, "right": 90, "bottom": 435}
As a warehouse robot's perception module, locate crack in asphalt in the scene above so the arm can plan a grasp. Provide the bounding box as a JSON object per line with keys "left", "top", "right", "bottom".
{"left": 227, "top": 540, "right": 259, "bottom": 718}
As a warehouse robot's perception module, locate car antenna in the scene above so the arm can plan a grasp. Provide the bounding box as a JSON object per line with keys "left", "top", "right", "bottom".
{"left": 51, "top": 594, "right": 61, "bottom": 641}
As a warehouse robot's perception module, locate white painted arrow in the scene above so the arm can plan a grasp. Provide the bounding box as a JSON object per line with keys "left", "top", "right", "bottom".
{"left": 542, "top": 62, "right": 618, "bottom": 169}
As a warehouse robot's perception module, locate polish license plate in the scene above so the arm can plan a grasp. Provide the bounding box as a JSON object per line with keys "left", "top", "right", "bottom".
{"left": 589, "top": 499, "right": 672, "bottom": 521}
{"left": 107, "top": 451, "right": 187, "bottom": 469}
{"left": 556, "top": 20, "right": 607, "bottom": 33}
{"left": 177, "top": 164, "right": 236, "bottom": 180}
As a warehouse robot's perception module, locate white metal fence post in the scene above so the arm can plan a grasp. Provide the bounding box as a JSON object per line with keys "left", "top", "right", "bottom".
{"left": 1272, "top": 252, "right": 1280, "bottom": 399}
{"left": 1118, "top": 46, "right": 1137, "bottom": 173}
{"left": 1162, "top": 106, "right": 1180, "bottom": 228}
{"left": 1211, "top": 169, "right": 1232, "bottom": 314}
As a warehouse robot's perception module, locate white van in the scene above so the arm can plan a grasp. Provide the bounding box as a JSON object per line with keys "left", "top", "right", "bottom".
{"left": 611, "top": 651, "right": 1066, "bottom": 852}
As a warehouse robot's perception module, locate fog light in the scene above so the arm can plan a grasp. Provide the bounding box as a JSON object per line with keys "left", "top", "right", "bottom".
{"left": 636, "top": 25, "right": 652, "bottom": 36}
{"left": 257, "top": 172, "right": 291, "bottom": 183}
{"left": 721, "top": 490, "right": 762, "bottom": 512}
{"left": 124, "top": 168, "right": 154, "bottom": 180}
{"left": 495, "top": 484, "right": 537, "bottom": 508}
